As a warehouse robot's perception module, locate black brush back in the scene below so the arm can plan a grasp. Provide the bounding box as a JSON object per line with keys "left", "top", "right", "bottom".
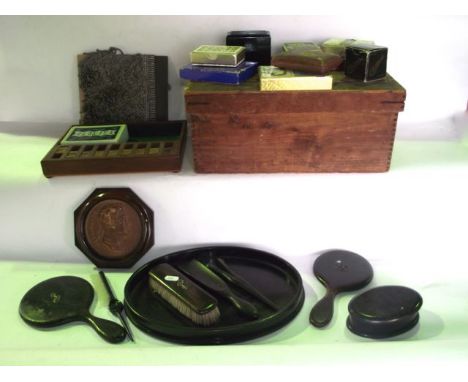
{"left": 78, "top": 47, "right": 168, "bottom": 124}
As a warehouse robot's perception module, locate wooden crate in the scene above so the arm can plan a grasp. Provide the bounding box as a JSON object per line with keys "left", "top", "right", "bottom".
{"left": 184, "top": 72, "right": 405, "bottom": 173}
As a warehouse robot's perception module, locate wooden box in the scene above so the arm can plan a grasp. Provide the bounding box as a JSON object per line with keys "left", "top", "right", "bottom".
{"left": 184, "top": 72, "right": 405, "bottom": 173}
{"left": 41, "top": 121, "right": 186, "bottom": 178}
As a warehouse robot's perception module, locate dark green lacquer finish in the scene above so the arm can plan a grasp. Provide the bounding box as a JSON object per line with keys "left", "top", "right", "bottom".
{"left": 99, "top": 271, "right": 134, "bottom": 342}
{"left": 124, "top": 246, "right": 305, "bottom": 344}
{"left": 149, "top": 262, "right": 220, "bottom": 319}
{"left": 19, "top": 276, "right": 126, "bottom": 344}
{"left": 177, "top": 259, "right": 259, "bottom": 320}
{"left": 345, "top": 44, "right": 388, "bottom": 82}
{"left": 206, "top": 255, "right": 278, "bottom": 311}
{"left": 310, "top": 250, "right": 373, "bottom": 328}
{"left": 347, "top": 285, "right": 423, "bottom": 339}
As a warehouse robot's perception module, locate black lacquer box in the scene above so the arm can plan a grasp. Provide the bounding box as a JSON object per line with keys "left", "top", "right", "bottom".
{"left": 226, "top": 30, "right": 271, "bottom": 65}
{"left": 345, "top": 44, "right": 388, "bottom": 82}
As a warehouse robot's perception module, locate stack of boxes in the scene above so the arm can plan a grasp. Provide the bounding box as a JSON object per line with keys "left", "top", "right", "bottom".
{"left": 179, "top": 45, "right": 258, "bottom": 85}
{"left": 180, "top": 31, "right": 272, "bottom": 85}
{"left": 180, "top": 33, "right": 389, "bottom": 89}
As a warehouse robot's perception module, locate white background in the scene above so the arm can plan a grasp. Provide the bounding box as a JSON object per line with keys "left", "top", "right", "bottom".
{"left": 0, "top": 14, "right": 468, "bottom": 283}
{"left": 1, "top": 10, "right": 468, "bottom": 374}
{"left": 0, "top": 15, "right": 467, "bottom": 139}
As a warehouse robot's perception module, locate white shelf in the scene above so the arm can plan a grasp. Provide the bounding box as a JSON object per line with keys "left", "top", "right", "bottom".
{"left": 1, "top": 122, "right": 468, "bottom": 366}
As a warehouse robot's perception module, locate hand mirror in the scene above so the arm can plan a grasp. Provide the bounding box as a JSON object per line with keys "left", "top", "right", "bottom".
{"left": 309, "top": 250, "right": 373, "bottom": 328}
{"left": 19, "top": 276, "right": 126, "bottom": 343}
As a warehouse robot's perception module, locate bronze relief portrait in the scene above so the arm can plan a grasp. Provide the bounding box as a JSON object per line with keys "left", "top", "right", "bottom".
{"left": 75, "top": 188, "right": 154, "bottom": 268}
{"left": 84, "top": 199, "right": 143, "bottom": 259}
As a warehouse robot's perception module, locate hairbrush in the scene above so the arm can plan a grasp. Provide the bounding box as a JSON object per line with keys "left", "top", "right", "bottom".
{"left": 148, "top": 263, "right": 220, "bottom": 326}
{"left": 177, "top": 259, "right": 259, "bottom": 320}
{"left": 206, "top": 256, "right": 278, "bottom": 311}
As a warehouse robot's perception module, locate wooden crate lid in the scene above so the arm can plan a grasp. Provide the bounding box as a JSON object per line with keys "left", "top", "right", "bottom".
{"left": 185, "top": 72, "right": 405, "bottom": 114}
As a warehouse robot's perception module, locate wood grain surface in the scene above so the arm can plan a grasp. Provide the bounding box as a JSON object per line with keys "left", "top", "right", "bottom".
{"left": 185, "top": 72, "right": 405, "bottom": 173}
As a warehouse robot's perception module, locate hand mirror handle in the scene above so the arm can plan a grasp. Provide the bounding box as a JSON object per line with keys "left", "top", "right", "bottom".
{"left": 82, "top": 312, "right": 127, "bottom": 344}
{"left": 309, "top": 289, "right": 336, "bottom": 328}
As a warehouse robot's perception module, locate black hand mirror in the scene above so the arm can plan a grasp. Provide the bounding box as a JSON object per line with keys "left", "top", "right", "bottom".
{"left": 309, "top": 250, "right": 373, "bottom": 328}
{"left": 19, "top": 276, "right": 126, "bottom": 343}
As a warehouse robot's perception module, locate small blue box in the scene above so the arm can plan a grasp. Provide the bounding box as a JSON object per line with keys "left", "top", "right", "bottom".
{"left": 180, "top": 61, "right": 258, "bottom": 85}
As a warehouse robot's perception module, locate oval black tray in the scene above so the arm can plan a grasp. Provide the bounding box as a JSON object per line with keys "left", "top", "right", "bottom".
{"left": 124, "top": 246, "right": 305, "bottom": 344}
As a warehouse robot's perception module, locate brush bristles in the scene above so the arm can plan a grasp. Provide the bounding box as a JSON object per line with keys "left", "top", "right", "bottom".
{"left": 149, "top": 277, "right": 220, "bottom": 327}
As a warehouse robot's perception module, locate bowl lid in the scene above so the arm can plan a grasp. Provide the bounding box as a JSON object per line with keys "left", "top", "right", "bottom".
{"left": 348, "top": 285, "right": 422, "bottom": 321}
{"left": 347, "top": 285, "right": 423, "bottom": 339}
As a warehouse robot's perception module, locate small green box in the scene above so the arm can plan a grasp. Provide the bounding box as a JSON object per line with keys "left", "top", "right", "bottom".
{"left": 190, "top": 45, "right": 245, "bottom": 67}
{"left": 61, "top": 124, "right": 128, "bottom": 146}
{"left": 282, "top": 42, "right": 322, "bottom": 52}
